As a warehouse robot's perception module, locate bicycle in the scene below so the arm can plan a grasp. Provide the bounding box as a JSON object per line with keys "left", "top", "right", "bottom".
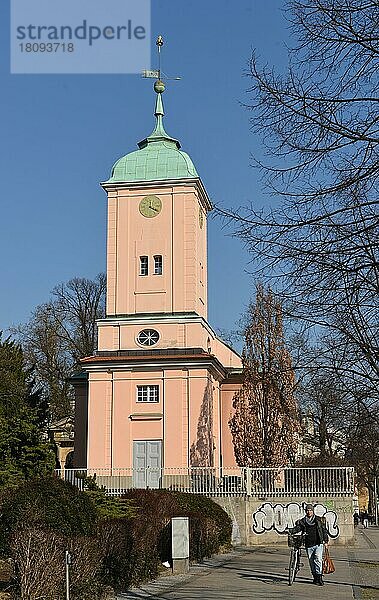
{"left": 287, "top": 532, "right": 304, "bottom": 585}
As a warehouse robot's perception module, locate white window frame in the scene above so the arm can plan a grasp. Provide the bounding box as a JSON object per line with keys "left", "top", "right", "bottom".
{"left": 139, "top": 256, "right": 148, "bottom": 276}
{"left": 136, "top": 385, "right": 159, "bottom": 403}
{"left": 153, "top": 255, "right": 163, "bottom": 275}
{"left": 136, "top": 329, "right": 160, "bottom": 347}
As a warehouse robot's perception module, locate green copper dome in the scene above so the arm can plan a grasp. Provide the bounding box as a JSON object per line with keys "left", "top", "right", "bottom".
{"left": 107, "top": 85, "right": 199, "bottom": 183}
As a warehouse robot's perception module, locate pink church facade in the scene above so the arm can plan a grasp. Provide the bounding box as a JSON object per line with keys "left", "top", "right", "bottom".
{"left": 74, "top": 81, "right": 242, "bottom": 483}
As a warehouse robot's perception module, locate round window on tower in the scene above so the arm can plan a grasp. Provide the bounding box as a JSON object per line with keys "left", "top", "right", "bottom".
{"left": 136, "top": 329, "right": 160, "bottom": 347}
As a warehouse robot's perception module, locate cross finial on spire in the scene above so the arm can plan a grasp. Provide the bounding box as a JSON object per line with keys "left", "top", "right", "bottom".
{"left": 138, "top": 36, "right": 181, "bottom": 150}
{"left": 154, "top": 35, "right": 165, "bottom": 94}
{"left": 153, "top": 35, "right": 165, "bottom": 116}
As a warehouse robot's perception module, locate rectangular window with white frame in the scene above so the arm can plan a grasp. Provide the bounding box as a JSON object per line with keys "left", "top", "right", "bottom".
{"left": 154, "top": 255, "right": 163, "bottom": 275}
{"left": 139, "top": 256, "right": 148, "bottom": 276}
{"left": 137, "top": 385, "right": 159, "bottom": 403}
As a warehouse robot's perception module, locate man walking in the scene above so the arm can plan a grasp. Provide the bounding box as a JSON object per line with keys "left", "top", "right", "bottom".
{"left": 290, "top": 503, "right": 329, "bottom": 585}
{"left": 361, "top": 509, "right": 369, "bottom": 528}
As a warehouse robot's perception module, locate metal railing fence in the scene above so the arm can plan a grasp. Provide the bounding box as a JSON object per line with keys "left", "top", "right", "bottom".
{"left": 55, "top": 466, "right": 354, "bottom": 497}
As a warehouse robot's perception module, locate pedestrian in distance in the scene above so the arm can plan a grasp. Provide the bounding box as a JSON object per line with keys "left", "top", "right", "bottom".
{"left": 361, "top": 509, "right": 369, "bottom": 528}
{"left": 289, "top": 503, "right": 329, "bottom": 586}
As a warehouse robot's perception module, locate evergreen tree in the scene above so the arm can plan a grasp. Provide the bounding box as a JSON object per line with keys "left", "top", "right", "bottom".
{"left": 229, "top": 285, "right": 300, "bottom": 467}
{"left": 0, "top": 334, "right": 55, "bottom": 488}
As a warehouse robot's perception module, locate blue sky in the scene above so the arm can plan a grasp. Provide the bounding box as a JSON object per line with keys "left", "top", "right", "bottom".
{"left": 0, "top": 0, "right": 289, "bottom": 339}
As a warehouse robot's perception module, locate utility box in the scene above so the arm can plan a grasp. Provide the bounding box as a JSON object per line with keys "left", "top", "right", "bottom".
{"left": 171, "top": 516, "right": 189, "bottom": 574}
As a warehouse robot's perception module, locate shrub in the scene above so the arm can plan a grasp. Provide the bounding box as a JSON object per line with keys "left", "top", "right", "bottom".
{"left": 99, "top": 489, "right": 232, "bottom": 590}
{"left": 0, "top": 477, "right": 108, "bottom": 600}
{"left": 98, "top": 507, "right": 166, "bottom": 590}
{"left": 11, "top": 528, "right": 63, "bottom": 600}
{"left": 10, "top": 528, "right": 107, "bottom": 600}
{"left": 80, "top": 474, "right": 137, "bottom": 520}
{"left": 175, "top": 493, "right": 232, "bottom": 557}
{"left": 0, "top": 481, "right": 232, "bottom": 595}
{"left": 0, "top": 476, "right": 98, "bottom": 556}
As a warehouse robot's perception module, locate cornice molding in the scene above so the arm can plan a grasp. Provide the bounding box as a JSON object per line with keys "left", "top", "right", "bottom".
{"left": 80, "top": 354, "right": 230, "bottom": 381}
{"left": 100, "top": 177, "right": 212, "bottom": 212}
{"left": 97, "top": 312, "right": 213, "bottom": 330}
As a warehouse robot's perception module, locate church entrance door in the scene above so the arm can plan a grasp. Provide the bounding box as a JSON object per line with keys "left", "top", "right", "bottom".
{"left": 132, "top": 440, "right": 162, "bottom": 489}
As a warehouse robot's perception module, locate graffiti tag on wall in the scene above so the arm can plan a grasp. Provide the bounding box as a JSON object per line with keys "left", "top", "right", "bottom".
{"left": 252, "top": 502, "right": 339, "bottom": 538}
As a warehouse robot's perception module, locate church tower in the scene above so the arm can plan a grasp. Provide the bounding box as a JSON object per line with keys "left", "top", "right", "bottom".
{"left": 74, "top": 51, "right": 242, "bottom": 484}
{"left": 103, "top": 79, "right": 209, "bottom": 321}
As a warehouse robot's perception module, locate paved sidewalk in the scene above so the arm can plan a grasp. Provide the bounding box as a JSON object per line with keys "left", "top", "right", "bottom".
{"left": 349, "top": 525, "right": 379, "bottom": 599}
{"left": 119, "top": 525, "right": 379, "bottom": 600}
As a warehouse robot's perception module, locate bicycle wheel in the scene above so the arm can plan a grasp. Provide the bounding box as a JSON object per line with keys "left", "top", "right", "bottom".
{"left": 288, "top": 548, "right": 298, "bottom": 585}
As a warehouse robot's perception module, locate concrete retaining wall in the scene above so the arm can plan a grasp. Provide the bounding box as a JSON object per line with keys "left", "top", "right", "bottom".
{"left": 214, "top": 495, "right": 354, "bottom": 546}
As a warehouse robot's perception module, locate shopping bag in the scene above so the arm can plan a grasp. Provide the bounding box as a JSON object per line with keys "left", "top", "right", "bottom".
{"left": 322, "top": 547, "right": 335, "bottom": 575}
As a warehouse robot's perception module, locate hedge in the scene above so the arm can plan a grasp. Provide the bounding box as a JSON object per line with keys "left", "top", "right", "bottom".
{"left": 0, "top": 480, "right": 232, "bottom": 596}
{"left": 0, "top": 476, "right": 98, "bottom": 556}
{"left": 99, "top": 489, "right": 232, "bottom": 590}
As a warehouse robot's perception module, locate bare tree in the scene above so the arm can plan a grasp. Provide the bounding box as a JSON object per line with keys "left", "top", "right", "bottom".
{"left": 229, "top": 284, "right": 300, "bottom": 467}
{"left": 297, "top": 373, "right": 350, "bottom": 463}
{"left": 345, "top": 409, "right": 379, "bottom": 512}
{"left": 12, "top": 274, "right": 106, "bottom": 420}
{"left": 248, "top": 0, "right": 379, "bottom": 203}
{"left": 218, "top": 0, "right": 379, "bottom": 421}
{"left": 50, "top": 275, "right": 106, "bottom": 363}
{"left": 291, "top": 333, "right": 379, "bottom": 505}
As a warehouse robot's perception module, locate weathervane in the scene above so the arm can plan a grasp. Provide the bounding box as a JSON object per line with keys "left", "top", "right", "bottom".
{"left": 142, "top": 35, "right": 181, "bottom": 91}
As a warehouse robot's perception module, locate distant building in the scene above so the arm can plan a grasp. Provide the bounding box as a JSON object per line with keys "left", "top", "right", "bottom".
{"left": 49, "top": 415, "right": 74, "bottom": 470}
{"left": 73, "top": 80, "right": 243, "bottom": 484}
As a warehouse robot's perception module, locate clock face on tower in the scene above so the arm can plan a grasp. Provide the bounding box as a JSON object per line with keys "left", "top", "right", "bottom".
{"left": 139, "top": 195, "right": 162, "bottom": 218}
